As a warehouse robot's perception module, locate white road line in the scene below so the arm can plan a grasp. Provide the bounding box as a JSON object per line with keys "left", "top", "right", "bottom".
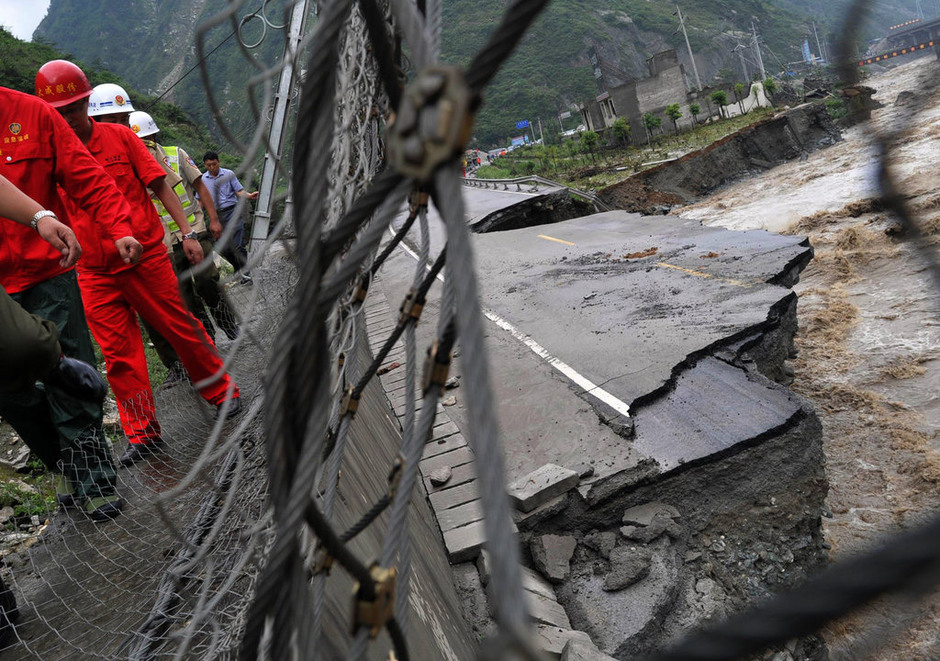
{"left": 393, "top": 231, "right": 631, "bottom": 418}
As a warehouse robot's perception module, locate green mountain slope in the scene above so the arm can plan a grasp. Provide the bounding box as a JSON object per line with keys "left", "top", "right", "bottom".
{"left": 35, "top": 0, "right": 284, "bottom": 151}
{"left": 0, "top": 27, "right": 227, "bottom": 166}
{"left": 35, "top": 0, "right": 928, "bottom": 149}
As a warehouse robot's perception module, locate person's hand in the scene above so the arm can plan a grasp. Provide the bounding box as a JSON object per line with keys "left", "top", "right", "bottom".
{"left": 182, "top": 237, "right": 204, "bottom": 265}
{"left": 35, "top": 215, "right": 81, "bottom": 268}
{"left": 209, "top": 219, "right": 223, "bottom": 241}
{"left": 115, "top": 236, "right": 143, "bottom": 264}
{"left": 246, "top": 191, "right": 259, "bottom": 201}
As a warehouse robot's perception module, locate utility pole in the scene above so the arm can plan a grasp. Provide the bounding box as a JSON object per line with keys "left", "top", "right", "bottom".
{"left": 732, "top": 44, "right": 749, "bottom": 81}
{"left": 675, "top": 4, "right": 703, "bottom": 90}
{"left": 751, "top": 19, "right": 766, "bottom": 80}
{"left": 249, "top": 0, "right": 309, "bottom": 256}
{"left": 812, "top": 21, "right": 826, "bottom": 64}
{"left": 537, "top": 117, "right": 544, "bottom": 143}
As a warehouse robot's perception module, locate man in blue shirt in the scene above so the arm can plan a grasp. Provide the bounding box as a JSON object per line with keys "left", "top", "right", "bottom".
{"left": 201, "top": 151, "right": 258, "bottom": 283}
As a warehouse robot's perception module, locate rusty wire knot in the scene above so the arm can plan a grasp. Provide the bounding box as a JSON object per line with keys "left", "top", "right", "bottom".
{"left": 388, "top": 66, "right": 476, "bottom": 182}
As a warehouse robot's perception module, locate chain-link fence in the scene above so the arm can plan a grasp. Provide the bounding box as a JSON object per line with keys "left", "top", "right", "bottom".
{"left": 2, "top": 0, "right": 940, "bottom": 659}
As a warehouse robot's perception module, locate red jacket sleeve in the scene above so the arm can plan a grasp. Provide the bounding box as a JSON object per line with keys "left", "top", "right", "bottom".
{"left": 48, "top": 108, "right": 135, "bottom": 243}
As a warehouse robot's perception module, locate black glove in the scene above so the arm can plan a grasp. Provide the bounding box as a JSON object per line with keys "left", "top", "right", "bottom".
{"left": 45, "top": 355, "right": 108, "bottom": 403}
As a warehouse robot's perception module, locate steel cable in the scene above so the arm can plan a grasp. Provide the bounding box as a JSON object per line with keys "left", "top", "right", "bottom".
{"left": 239, "top": 0, "right": 355, "bottom": 657}
{"left": 432, "top": 163, "right": 530, "bottom": 630}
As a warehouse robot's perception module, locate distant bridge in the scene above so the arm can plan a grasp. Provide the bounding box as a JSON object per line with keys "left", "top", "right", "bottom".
{"left": 885, "top": 14, "right": 940, "bottom": 48}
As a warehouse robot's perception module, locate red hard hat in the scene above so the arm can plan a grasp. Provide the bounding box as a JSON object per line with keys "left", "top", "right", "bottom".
{"left": 35, "top": 60, "right": 92, "bottom": 108}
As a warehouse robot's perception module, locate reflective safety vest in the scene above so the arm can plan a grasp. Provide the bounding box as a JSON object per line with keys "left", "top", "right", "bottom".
{"left": 151, "top": 145, "right": 196, "bottom": 233}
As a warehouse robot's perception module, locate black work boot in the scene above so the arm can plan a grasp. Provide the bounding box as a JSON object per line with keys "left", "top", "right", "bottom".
{"left": 44, "top": 356, "right": 108, "bottom": 403}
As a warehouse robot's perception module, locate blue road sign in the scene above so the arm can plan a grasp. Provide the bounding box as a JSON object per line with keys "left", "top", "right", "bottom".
{"left": 515, "top": 119, "right": 529, "bottom": 129}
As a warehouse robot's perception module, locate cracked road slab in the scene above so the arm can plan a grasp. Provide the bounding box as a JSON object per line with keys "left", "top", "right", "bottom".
{"left": 382, "top": 189, "right": 813, "bottom": 489}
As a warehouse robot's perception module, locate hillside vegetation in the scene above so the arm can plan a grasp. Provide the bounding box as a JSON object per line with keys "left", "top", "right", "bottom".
{"left": 35, "top": 0, "right": 928, "bottom": 148}
{"left": 0, "top": 28, "right": 234, "bottom": 168}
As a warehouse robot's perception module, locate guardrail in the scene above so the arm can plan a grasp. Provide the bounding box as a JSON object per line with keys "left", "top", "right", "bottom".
{"left": 461, "top": 174, "right": 613, "bottom": 212}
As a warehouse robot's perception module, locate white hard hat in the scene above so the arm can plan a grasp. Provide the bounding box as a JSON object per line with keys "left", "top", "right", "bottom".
{"left": 128, "top": 110, "right": 159, "bottom": 138}
{"left": 88, "top": 83, "right": 135, "bottom": 116}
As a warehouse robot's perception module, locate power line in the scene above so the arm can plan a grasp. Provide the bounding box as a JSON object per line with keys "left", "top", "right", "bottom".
{"left": 146, "top": 29, "right": 238, "bottom": 107}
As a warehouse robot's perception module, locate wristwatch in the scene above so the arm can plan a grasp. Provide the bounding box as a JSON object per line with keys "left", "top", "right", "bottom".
{"left": 182, "top": 231, "right": 198, "bottom": 241}
{"left": 30, "top": 209, "right": 58, "bottom": 231}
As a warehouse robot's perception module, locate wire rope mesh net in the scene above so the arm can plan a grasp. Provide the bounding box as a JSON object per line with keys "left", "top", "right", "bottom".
{"left": 2, "top": 0, "right": 940, "bottom": 659}
{"left": 0, "top": 0, "right": 399, "bottom": 657}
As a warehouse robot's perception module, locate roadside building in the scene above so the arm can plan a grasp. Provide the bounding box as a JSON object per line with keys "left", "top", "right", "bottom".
{"left": 579, "top": 49, "right": 693, "bottom": 143}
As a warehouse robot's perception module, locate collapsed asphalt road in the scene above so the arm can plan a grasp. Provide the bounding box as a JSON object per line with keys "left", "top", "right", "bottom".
{"left": 376, "top": 184, "right": 827, "bottom": 658}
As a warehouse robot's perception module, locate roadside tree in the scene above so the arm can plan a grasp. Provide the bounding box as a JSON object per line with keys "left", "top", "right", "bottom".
{"left": 581, "top": 130, "right": 599, "bottom": 160}
{"left": 763, "top": 77, "right": 777, "bottom": 106}
{"left": 665, "top": 103, "right": 682, "bottom": 134}
{"left": 710, "top": 90, "right": 729, "bottom": 119}
{"left": 642, "top": 112, "right": 662, "bottom": 145}
{"left": 734, "top": 82, "right": 747, "bottom": 114}
{"left": 690, "top": 102, "right": 701, "bottom": 125}
{"left": 612, "top": 117, "right": 631, "bottom": 146}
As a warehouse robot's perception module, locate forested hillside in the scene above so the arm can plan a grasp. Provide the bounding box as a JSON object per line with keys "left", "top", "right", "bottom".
{"left": 0, "top": 27, "right": 228, "bottom": 165}
{"left": 34, "top": 0, "right": 928, "bottom": 148}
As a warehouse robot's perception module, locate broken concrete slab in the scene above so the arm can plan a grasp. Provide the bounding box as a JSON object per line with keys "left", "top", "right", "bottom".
{"left": 621, "top": 502, "right": 680, "bottom": 527}
{"left": 558, "top": 538, "right": 681, "bottom": 654}
{"left": 514, "top": 494, "right": 570, "bottom": 532}
{"left": 561, "top": 638, "right": 618, "bottom": 661}
{"left": 509, "top": 464, "right": 580, "bottom": 513}
{"left": 631, "top": 357, "right": 805, "bottom": 473}
{"left": 443, "top": 520, "right": 487, "bottom": 563}
{"left": 535, "top": 625, "right": 594, "bottom": 658}
{"left": 531, "top": 534, "right": 577, "bottom": 584}
{"left": 619, "top": 515, "right": 682, "bottom": 544}
{"left": 477, "top": 550, "right": 557, "bottom": 601}
{"left": 603, "top": 546, "right": 653, "bottom": 592}
{"left": 523, "top": 589, "right": 571, "bottom": 629}
{"left": 583, "top": 531, "right": 617, "bottom": 560}
{"left": 473, "top": 211, "right": 812, "bottom": 418}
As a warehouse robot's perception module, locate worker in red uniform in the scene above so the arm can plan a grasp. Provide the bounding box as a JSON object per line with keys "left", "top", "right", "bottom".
{"left": 0, "top": 83, "right": 142, "bottom": 519}
{"left": 35, "top": 60, "right": 242, "bottom": 467}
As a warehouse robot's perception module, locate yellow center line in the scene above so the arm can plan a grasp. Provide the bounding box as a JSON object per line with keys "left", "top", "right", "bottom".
{"left": 656, "top": 262, "right": 752, "bottom": 288}
{"left": 538, "top": 234, "right": 575, "bottom": 246}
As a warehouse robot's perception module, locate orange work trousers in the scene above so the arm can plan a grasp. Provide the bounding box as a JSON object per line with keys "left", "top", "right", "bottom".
{"left": 78, "top": 249, "right": 238, "bottom": 445}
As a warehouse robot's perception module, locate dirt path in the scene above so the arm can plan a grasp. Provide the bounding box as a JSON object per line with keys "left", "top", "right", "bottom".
{"left": 678, "top": 55, "right": 940, "bottom": 659}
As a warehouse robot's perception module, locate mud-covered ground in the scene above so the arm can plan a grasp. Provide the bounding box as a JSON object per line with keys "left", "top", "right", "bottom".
{"left": 679, "top": 55, "right": 940, "bottom": 660}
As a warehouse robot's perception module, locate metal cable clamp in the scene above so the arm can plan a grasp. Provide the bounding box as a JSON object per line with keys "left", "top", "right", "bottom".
{"left": 311, "top": 545, "right": 334, "bottom": 577}
{"left": 351, "top": 564, "right": 397, "bottom": 637}
{"left": 422, "top": 340, "right": 452, "bottom": 396}
{"left": 387, "top": 456, "right": 404, "bottom": 498}
{"left": 398, "top": 288, "right": 426, "bottom": 324}
{"left": 409, "top": 188, "right": 430, "bottom": 212}
{"left": 388, "top": 66, "right": 477, "bottom": 182}
{"left": 340, "top": 386, "right": 360, "bottom": 417}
